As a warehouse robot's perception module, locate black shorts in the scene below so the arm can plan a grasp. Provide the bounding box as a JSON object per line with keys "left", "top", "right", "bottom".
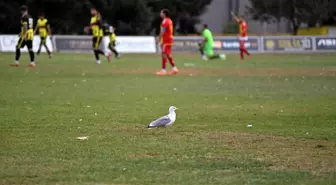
{"left": 16, "top": 38, "right": 33, "bottom": 50}
{"left": 109, "top": 40, "right": 116, "bottom": 47}
{"left": 40, "top": 36, "right": 47, "bottom": 44}
{"left": 92, "top": 37, "right": 102, "bottom": 49}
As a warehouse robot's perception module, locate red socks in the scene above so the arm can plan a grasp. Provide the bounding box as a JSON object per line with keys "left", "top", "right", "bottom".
{"left": 167, "top": 55, "right": 175, "bottom": 67}
{"left": 162, "top": 57, "right": 167, "bottom": 69}
{"left": 240, "top": 48, "right": 250, "bottom": 60}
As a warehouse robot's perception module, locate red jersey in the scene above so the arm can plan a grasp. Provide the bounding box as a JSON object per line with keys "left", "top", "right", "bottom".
{"left": 161, "top": 18, "right": 173, "bottom": 44}
{"left": 239, "top": 20, "right": 248, "bottom": 37}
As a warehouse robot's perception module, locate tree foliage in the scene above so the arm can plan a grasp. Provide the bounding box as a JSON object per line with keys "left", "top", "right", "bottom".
{"left": 247, "top": 0, "right": 336, "bottom": 35}
{"left": 0, "top": 0, "right": 212, "bottom": 35}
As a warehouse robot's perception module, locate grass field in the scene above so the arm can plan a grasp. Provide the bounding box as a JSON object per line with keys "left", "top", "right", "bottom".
{"left": 0, "top": 52, "right": 336, "bottom": 185}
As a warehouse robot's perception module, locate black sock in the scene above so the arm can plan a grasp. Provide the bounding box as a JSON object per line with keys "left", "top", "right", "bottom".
{"left": 94, "top": 50, "right": 100, "bottom": 60}
{"left": 209, "top": 54, "right": 220, "bottom": 60}
{"left": 198, "top": 43, "right": 204, "bottom": 55}
{"left": 29, "top": 50, "right": 35, "bottom": 62}
{"left": 96, "top": 49, "right": 104, "bottom": 55}
{"left": 37, "top": 44, "right": 42, "bottom": 55}
{"left": 44, "top": 44, "right": 51, "bottom": 55}
{"left": 199, "top": 48, "right": 204, "bottom": 55}
{"left": 109, "top": 47, "right": 119, "bottom": 57}
{"left": 15, "top": 48, "right": 21, "bottom": 61}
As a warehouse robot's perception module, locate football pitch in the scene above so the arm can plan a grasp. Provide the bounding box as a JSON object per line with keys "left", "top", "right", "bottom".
{"left": 0, "top": 52, "right": 336, "bottom": 185}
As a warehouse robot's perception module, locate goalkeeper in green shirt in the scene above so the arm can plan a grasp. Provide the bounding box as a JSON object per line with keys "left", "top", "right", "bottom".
{"left": 199, "top": 24, "right": 226, "bottom": 61}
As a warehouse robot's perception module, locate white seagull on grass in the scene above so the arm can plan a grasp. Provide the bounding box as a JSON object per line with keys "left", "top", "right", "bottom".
{"left": 147, "top": 106, "right": 179, "bottom": 128}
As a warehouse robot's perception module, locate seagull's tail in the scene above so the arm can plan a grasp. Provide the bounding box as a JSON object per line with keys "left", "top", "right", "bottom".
{"left": 146, "top": 125, "right": 154, "bottom": 129}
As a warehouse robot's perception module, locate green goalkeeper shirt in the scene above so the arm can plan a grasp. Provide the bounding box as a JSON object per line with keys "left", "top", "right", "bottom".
{"left": 202, "top": 28, "right": 214, "bottom": 48}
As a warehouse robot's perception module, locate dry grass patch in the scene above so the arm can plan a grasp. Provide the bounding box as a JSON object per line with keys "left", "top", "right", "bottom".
{"left": 207, "top": 132, "right": 336, "bottom": 173}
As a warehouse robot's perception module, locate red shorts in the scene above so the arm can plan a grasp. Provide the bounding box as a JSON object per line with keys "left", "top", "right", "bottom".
{"left": 161, "top": 43, "right": 172, "bottom": 55}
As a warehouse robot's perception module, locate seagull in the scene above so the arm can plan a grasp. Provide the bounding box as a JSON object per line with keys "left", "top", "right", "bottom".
{"left": 147, "top": 106, "right": 179, "bottom": 128}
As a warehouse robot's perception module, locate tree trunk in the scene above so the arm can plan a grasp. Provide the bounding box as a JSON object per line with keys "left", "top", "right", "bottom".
{"left": 291, "top": 20, "right": 298, "bottom": 35}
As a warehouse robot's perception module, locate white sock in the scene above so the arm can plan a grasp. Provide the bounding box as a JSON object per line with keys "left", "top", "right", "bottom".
{"left": 96, "top": 60, "right": 101, "bottom": 64}
{"left": 15, "top": 61, "right": 19, "bottom": 64}
{"left": 172, "top": 66, "right": 177, "bottom": 70}
{"left": 162, "top": 69, "right": 166, "bottom": 73}
{"left": 30, "top": 62, "right": 35, "bottom": 64}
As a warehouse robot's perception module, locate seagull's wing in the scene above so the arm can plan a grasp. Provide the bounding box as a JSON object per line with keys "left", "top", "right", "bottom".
{"left": 149, "top": 115, "right": 172, "bottom": 127}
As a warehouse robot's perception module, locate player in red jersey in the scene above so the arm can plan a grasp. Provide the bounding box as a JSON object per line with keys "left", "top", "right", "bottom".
{"left": 156, "top": 9, "right": 179, "bottom": 76}
{"left": 232, "top": 12, "right": 250, "bottom": 60}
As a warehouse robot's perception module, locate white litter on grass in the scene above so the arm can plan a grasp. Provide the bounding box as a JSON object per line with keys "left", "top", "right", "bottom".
{"left": 52, "top": 80, "right": 55, "bottom": 83}
{"left": 79, "top": 119, "right": 82, "bottom": 122}
{"left": 74, "top": 84, "right": 77, "bottom": 87}
{"left": 20, "top": 80, "right": 23, "bottom": 83}
{"left": 261, "top": 105, "right": 264, "bottom": 108}
{"left": 225, "top": 97, "right": 227, "bottom": 100}
{"left": 184, "top": 63, "right": 195, "bottom": 67}
{"left": 280, "top": 110, "right": 284, "bottom": 112}
{"left": 217, "top": 79, "right": 221, "bottom": 82}
{"left": 82, "top": 73, "right": 86, "bottom": 76}
{"left": 86, "top": 105, "right": 91, "bottom": 108}
{"left": 94, "top": 113, "right": 98, "bottom": 116}
{"left": 77, "top": 136, "right": 89, "bottom": 140}
{"left": 189, "top": 74, "right": 193, "bottom": 77}
{"left": 36, "top": 72, "right": 39, "bottom": 74}
{"left": 173, "top": 88, "right": 177, "bottom": 91}
{"left": 247, "top": 125, "right": 253, "bottom": 128}
{"left": 82, "top": 80, "right": 87, "bottom": 82}
{"left": 145, "top": 97, "right": 148, "bottom": 100}
{"left": 154, "top": 101, "right": 157, "bottom": 104}
{"left": 40, "top": 92, "right": 44, "bottom": 95}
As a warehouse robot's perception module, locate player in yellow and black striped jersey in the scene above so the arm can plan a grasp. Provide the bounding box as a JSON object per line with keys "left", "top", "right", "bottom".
{"left": 103, "top": 21, "right": 120, "bottom": 59}
{"left": 84, "top": 8, "right": 108, "bottom": 64}
{"left": 34, "top": 12, "right": 52, "bottom": 58}
{"left": 10, "top": 5, "right": 35, "bottom": 67}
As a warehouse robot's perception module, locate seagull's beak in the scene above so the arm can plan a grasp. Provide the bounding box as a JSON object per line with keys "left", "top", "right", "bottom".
{"left": 175, "top": 108, "right": 179, "bottom": 111}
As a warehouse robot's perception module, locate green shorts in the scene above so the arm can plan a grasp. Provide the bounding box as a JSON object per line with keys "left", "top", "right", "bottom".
{"left": 203, "top": 44, "right": 214, "bottom": 56}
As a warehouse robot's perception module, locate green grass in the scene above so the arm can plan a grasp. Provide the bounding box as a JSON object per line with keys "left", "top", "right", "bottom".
{"left": 0, "top": 52, "right": 336, "bottom": 185}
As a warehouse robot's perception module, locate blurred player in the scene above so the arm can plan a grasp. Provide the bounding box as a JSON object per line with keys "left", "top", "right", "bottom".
{"left": 232, "top": 12, "right": 250, "bottom": 60}
{"left": 102, "top": 21, "right": 119, "bottom": 60}
{"left": 34, "top": 12, "right": 52, "bottom": 58}
{"left": 10, "top": 5, "right": 35, "bottom": 67}
{"left": 84, "top": 8, "right": 107, "bottom": 64}
{"left": 156, "top": 9, "right": 179, "bottom": 76}
{"left": 199, "top": 24, "right": 226, "bottom": 61}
